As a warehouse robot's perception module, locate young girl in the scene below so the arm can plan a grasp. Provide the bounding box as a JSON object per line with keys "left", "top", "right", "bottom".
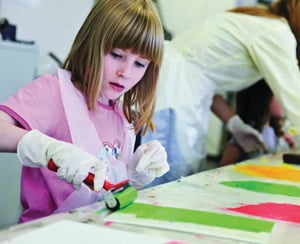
{"left": 220, "top": 80, "right": 295, "bottom": 166}
{"left": 0, "top": 0, "right": 169, "bottom": 223}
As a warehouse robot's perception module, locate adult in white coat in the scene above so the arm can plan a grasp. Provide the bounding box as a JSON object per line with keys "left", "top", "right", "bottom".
{"left": 142, "top": 0, "right": 300, "bottom": 185}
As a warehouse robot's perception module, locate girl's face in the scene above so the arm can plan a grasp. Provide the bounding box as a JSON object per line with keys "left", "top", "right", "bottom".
{"left": 101, "top": 48, "right": 151, "bottom": 102}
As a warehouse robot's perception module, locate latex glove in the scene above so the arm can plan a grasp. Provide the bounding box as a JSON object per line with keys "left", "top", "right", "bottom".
{"left": 17, "top": 130, "right": 107, "bottom": 191}
{"left": 128, "top": 140, "right": 169, "bottom": 189}
{"left": 226, "top": 115, "right": 268, "bottom": 153}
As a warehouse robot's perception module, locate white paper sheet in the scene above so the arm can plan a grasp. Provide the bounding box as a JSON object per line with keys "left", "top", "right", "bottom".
{"left": 0, "top": 220, "right": 170, "bottom": 244}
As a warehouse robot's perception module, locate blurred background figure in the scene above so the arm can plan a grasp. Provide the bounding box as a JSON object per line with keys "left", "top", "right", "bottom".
{"left": 142, "top": 0, "right": 300, "bottom": 186}
{"left": 220, "top": 80, "right": 295, "bottom": 166}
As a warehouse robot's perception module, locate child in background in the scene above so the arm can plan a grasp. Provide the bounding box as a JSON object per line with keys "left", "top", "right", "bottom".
{"left": 0, "top": 0, "right": 169, "bottom": 223}
{"left": 220, "top": 80, "right": 295, "bottom": 166}
{"left": 142, "top": 0, "right": 300, "bottom": 186}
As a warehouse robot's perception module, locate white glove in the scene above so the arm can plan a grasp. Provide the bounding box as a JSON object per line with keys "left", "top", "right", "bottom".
{"left": 17, "top": 130, "right": 107, "bottom": 191}
{"left": 128, "top": 140, "right": 169, "bottom": 189}
{"left": 226, "top": 115, "right": 268, "bottom": 153}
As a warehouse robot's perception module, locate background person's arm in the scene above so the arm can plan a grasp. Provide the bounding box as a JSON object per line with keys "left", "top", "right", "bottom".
{"left": 211, "top": 95, "right": 267, "bottom": 153}
{"left": 211, "top": 95, "right": 235, "bottom": 124}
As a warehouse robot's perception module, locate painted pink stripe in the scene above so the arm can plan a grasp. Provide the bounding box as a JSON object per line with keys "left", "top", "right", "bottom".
{"left": 225, "top": 202, "right": 300, "bottom": 223}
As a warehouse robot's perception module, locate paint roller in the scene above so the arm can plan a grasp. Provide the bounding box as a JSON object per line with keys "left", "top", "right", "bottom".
{"left": 47, "top": 159, "right": 137, "bottom": 211}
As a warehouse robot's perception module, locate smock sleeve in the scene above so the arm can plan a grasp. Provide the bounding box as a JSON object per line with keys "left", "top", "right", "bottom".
{"left": 0, "top": 73, "right": 68, "bottom": 137}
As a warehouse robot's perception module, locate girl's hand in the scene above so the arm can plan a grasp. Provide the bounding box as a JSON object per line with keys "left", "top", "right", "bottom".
{"left": 227, "top": 115, "right": 268, "bottom": 153}
{"left": 17, "top": 130, "right": 107, "bottom": 191}
{"left": 127, "top": 140, "right": 169, "bottom": 189}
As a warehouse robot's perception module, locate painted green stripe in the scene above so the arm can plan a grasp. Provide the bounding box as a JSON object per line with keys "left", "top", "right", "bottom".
{"left": 118, "top": 202, "right": 274, "bottom": 233}
{"left": 221, "top": 180, "right": 300, "bottom": 198}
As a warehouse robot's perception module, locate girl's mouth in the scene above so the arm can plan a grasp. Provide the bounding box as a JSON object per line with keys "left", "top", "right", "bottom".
{"left": 109, "top": 82, "right": 125, "bottom": 92}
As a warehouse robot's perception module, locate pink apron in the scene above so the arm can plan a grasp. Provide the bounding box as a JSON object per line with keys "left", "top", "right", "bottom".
{"left": 53, "top": 69, "right": 136, "bottom": 213}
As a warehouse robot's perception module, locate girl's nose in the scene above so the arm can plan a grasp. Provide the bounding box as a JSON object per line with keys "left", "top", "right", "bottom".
{"left": 117, "top": 70, "right": 130, "bottom": 79}
{"left": 117, "top": 63, "right": 131, "bottom": 79}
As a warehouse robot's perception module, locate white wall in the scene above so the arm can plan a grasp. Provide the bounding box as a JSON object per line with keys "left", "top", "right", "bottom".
{"left": 0, "top": 0, "right": 94, "bottom": 74}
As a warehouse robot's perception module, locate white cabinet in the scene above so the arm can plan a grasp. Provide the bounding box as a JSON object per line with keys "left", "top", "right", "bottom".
{"left": 0, "top": 41, "right": 37, "bottom": 229}
{"left": 0, "top": 153, "right": 22, "bottom": 229}
{"left": 0, "top": 41, "right": 38, "bottom": 102}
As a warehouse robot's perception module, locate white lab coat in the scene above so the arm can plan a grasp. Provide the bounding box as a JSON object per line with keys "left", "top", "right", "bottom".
{"left": 142, "top": 12, "right": 300, "bottom": 185}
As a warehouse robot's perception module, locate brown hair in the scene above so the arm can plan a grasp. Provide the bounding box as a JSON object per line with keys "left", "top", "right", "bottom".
{"left": 229, "top": 0, "right": 300, "bottom": 65}
{"left": 236, "top": 79, "right": 273, "bottom": 132}
{"left": 62, "top": 0, "right": 164, "bottom": 135}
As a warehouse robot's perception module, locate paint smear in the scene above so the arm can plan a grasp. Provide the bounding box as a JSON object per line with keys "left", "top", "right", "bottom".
{"left": 234, "top": 164, "right": 300, "bottom": 182}
{"left": 104, "top": 221, "right": 113, "bottom": 226}
{"left": 118, "top": 202, "right": 274, "bottom": 233}
{"left": 164, "top": 241, "right": 189, "bottom": 244}
{"left": 225, "top": 202, "right": 300, "bottom": 223}
{"left": 221, "top": 180, "right": 300, "bottom": 197}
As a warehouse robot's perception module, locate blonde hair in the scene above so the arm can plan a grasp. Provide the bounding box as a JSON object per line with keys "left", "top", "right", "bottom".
{"left": 229, "top": 0, "right": 300, "bottom": 66}
{"left": 63, "top": 0, "right": 164, "bottom": 135}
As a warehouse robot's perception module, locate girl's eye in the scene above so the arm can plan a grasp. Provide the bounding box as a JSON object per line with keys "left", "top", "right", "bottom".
{"left": 135, "top": 61, "right": 146, "bottom": 68}
{"left": 111, "top": 51, "right": 122, "bottom": 59}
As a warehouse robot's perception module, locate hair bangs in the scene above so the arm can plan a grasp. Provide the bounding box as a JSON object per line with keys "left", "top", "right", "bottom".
{"left": 103, "top": 4, "right": 163, "bottom": 65}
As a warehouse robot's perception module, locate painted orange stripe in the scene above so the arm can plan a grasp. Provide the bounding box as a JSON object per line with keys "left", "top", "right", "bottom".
{"left": 234, "top": 164, "right": 300, "bottom": 182}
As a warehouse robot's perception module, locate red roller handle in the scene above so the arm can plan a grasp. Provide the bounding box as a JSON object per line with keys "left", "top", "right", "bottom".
{"left": 47, "top": 159, "right": 129, "bottom": 190}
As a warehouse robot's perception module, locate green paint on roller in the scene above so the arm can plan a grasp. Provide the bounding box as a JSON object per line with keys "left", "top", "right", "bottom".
{"left": 114, "top": 186, "right": 137, "bottom": 209}
{"left": 118, "top": 202, "right": 274, "bottom": 233}
{"left": 221, "top": 180, "right": 300, "bottom": 198}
